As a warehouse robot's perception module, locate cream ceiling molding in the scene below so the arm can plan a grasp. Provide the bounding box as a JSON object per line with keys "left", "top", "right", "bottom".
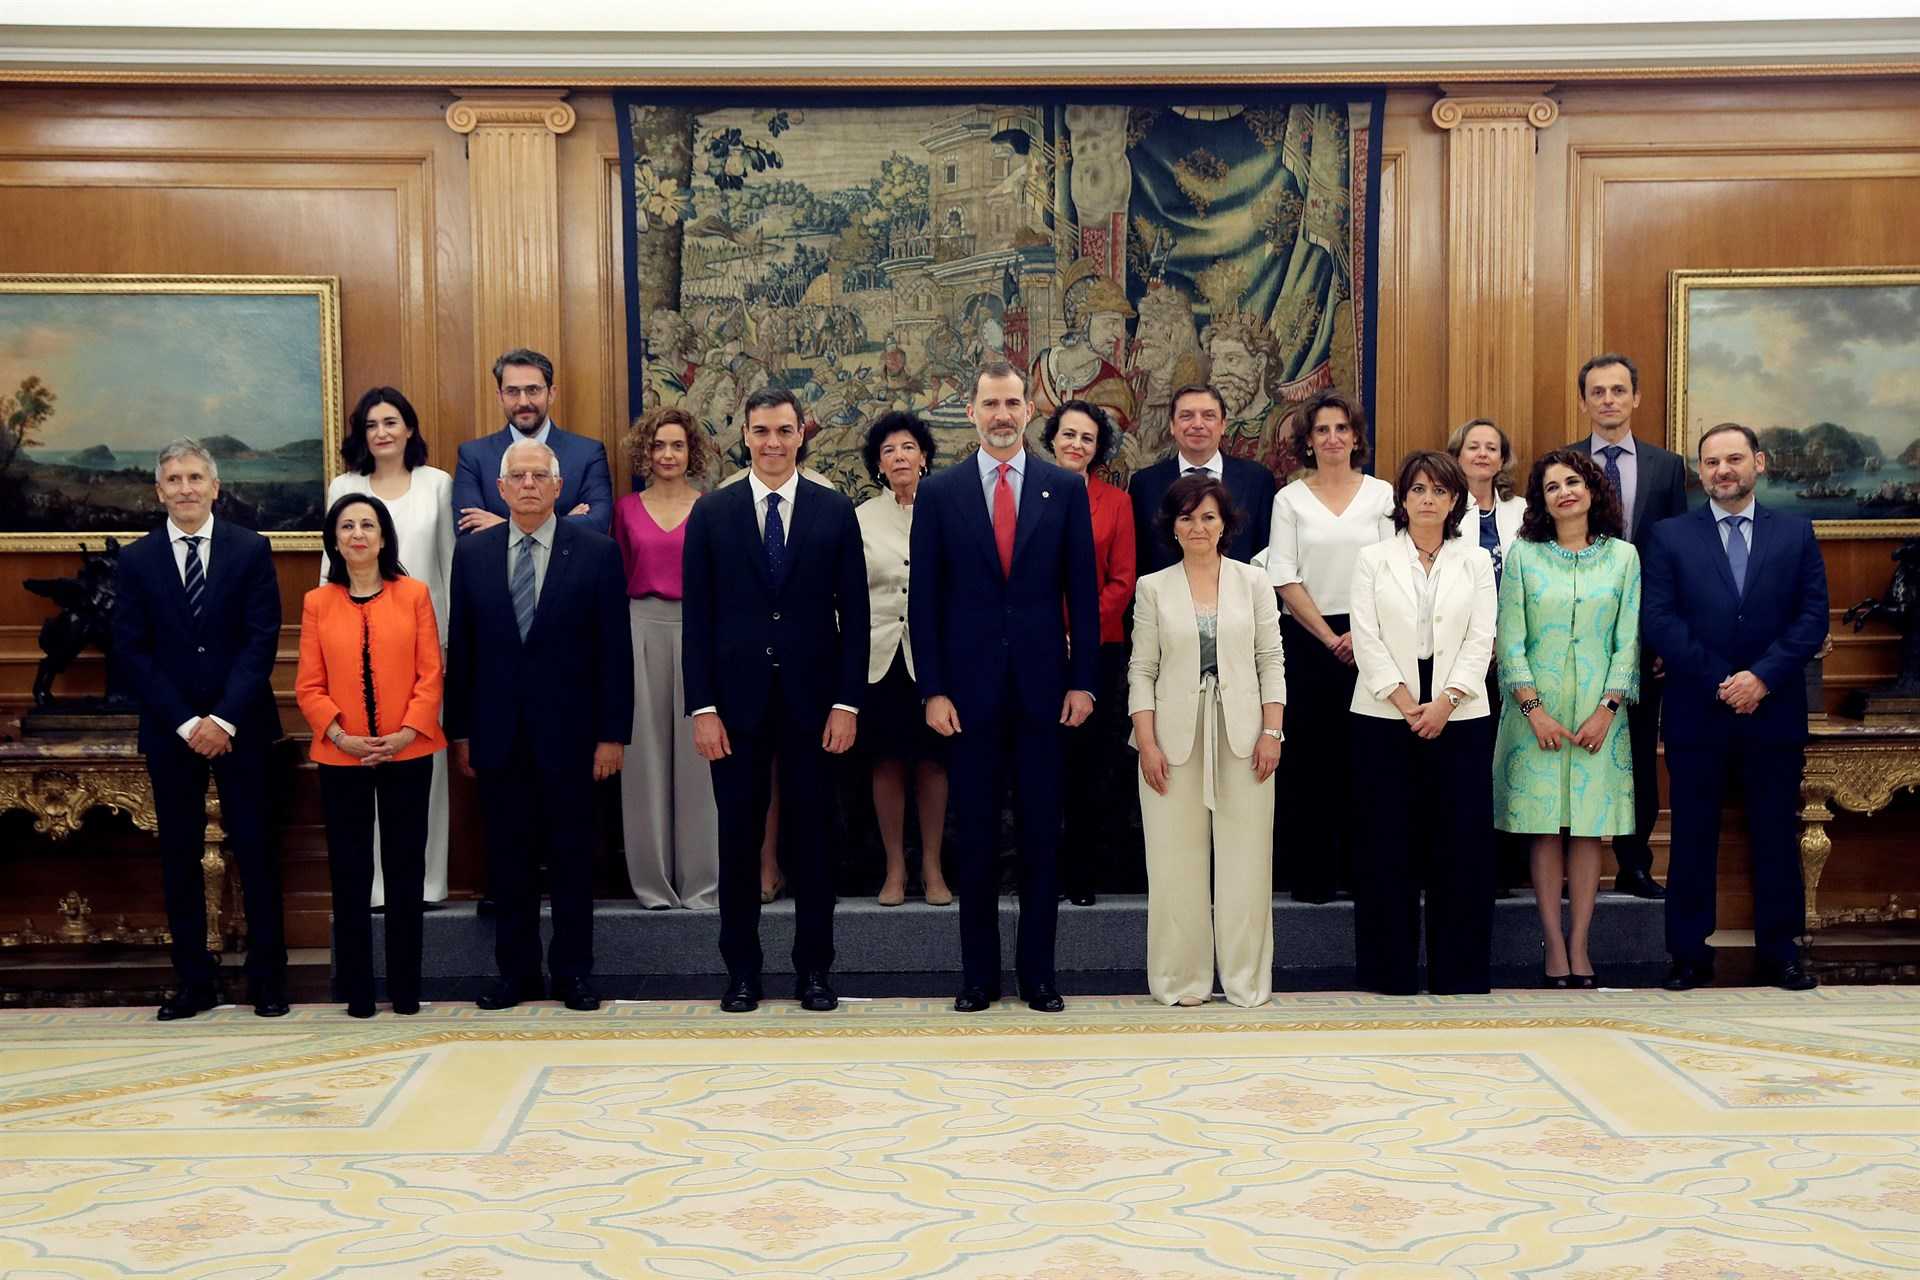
{"left": 3, "top": 20, "right": 1920, "bottom": 80}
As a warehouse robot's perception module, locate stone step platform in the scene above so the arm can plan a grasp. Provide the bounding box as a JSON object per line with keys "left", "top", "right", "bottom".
{"left": 358, "top": 892, "right": 1667, "bottom": 1000}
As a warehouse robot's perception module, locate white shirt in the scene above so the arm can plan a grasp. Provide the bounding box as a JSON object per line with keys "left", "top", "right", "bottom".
{"left": 1266, "top": 475, "right": 1396, "bottom": 616}
{"left": 509, "top": 418, "right": 554, "bottom": 448}
{"left": 746, "top": 468, "right": 803, "bottom": 537}
{"left": 165, "top": 515, "right": 237, "bottom": 743}
{"left": 508, "top": 513, "right": 557, "bottom": 606}
{"left": 1175, "top": 450, "right": 1224, "bottom": 481}
{"left": 1407, "top": 537, "right": 1440, "bottom": 660}
{"left": 975, "top": 445, "right": 1027, "bottom": 514}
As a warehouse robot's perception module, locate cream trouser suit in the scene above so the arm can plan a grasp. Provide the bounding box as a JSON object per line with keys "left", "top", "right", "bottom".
{"left": 1129, "top": 559, "right": 1288, "bottom": 1007}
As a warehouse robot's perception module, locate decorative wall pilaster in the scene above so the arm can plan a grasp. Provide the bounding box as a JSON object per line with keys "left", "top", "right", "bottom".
{"left": 1431, "top": 86, "right": 1559, "bottom": 443}
{"left": 446, "top": 90, "right": 576, "bottom": 429}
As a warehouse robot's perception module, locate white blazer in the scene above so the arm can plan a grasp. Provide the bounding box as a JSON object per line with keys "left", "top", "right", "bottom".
{"left": 1456, "top": 493, "right": 1525, "bottom": 555}
{"left": 1128, "top": 559, "right": 1288, "bottom": 766}
{"left": 1348, "top": 531, "right": 1497, "bottom": 720}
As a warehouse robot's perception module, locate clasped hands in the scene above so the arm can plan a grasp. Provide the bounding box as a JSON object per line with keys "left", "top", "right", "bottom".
{"left": 1718, "top": 670, "right": 1768, "bottom": 715}
{"left": 334, "top": 726, "right": 419, "bottom": 766}
{"left": 1521, "top": 701, "right": 1613, "bottom": 754}
{"left": 1389, "top": 687, "right": 1453, "bottom": 741}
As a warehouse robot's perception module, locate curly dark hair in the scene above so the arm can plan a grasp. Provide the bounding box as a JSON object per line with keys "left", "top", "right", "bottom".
{"left": 1518, "top": 447, "right": 1626, "bottom": 544}
{"left": 1390, "top": 450, "right": 1470, "bottom": 538}
{"left": 1154, "top": 472, "right": 1243, "bottom": 552}
{"left": 861, "top": 411, "right": 938, "bottom": 487}
{"left": 1290, "top": 389, "right": 1370, "bottom": 471}
{"left": 1040, "top": 399, "right": 1116, "bottom": 467}
{"left": 342, "top": 386, "right": 428, "bottom": 475}
{"left": 627, "top": 405, "right": 713, "bottom": 483}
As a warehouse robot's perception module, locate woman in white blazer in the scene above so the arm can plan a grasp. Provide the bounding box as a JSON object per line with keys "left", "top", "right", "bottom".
{"left": 1347, "top": 451, "right": 1499, "bottom": 995}
{"left": 1130, "top": 474, "right": 1287, "bottom": 1008}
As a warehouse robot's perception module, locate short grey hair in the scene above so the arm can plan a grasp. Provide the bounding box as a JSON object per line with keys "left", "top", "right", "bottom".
{"left": 154, "top": 438, "right": 218, "bottom": 482}
{"left": 499, "top": 438, "right": 560, "bottom": 478}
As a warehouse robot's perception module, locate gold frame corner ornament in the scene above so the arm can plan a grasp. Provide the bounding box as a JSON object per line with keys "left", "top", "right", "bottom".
{"left": 1666, "top": 266, "right": 1920, "bottom": 542}
{"left": 0, "top": 273, "right": 343, "bottom": 553}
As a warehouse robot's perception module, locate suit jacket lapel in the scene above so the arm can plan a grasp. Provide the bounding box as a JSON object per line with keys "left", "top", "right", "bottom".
{"left": 478, "top": 525, "right": 518, "bottom": 646}
{"left": 1629, "top": 447, "right": 1656, "bottom": 538}
{"left": 1740, "top": 505, "right": 1776, "bottom": 597}
{"left": 734, "top": 481, "right": 773, "bottom": 592}
{"left": 194, "top": 521, "right": 239, "bottom": 626}
{"left": 529, "top": 521, "right": 576, "bottom": 639}
{"left": 777, "top": 480, "right": 813, "bottom": 595}
{"left": 958, "top": 459, "right": 1003, "bottom": 578}
{"left": 1696, "top": 507, "right": 1741, "bottom": 603}
{"left": 1387, "top": 533, "right": 1421, "bottom": 615}
{"left": 1010, "top": 457, "right": 1049, "bottom": 571}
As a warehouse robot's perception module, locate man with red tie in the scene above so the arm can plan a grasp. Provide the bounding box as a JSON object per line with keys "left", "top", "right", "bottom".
{"left": 909, "top": 361, "right": 1102, "bottom": 1013}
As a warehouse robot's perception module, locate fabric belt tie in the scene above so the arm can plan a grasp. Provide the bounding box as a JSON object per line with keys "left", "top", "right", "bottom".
{"left": 1198, "top": 671, "right": 1221, "bottom": 814}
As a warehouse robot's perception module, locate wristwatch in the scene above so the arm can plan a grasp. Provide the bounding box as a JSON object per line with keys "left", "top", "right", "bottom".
{"left": 1602, "top": 696, "right": 1622, "bottom": 712}
{"left": 1261, "top": 728, "right": 1284, "bottom": 741}
{"left": 1444, "top": 690, "right": 1464, "bottom": 709}
{"left": 1517, "top": 697, "right": 1543, "bottom": 715}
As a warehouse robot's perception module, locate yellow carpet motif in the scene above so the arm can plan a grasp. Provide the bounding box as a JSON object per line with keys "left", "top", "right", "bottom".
{"left": 2, "top": 988, "right": 1918, "bottom": 1278}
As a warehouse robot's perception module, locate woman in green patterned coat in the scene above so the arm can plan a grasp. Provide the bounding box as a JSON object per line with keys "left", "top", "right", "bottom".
{"left": 1492, "top": 448, "right": 1641, "bottom": 989}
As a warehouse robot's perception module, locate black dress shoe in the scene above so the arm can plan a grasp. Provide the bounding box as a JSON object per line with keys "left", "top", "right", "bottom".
{"left": 953, "top": 986, "right": 999, "bottom": 1013}
{"left": 551, "top": 977, "right": 601, "bottom": 1012}
{"left": 250, "top": 984, "right": 291, "bottom": 1018}
{"left": 476, "top": 977, "right": 543, "bottom": 1010}
{"left": 1662, "top": 959, "right": 1714, "bottom": 991}
{"left": 345, "top": 999, "right": 376, "bottom": 1019}
{"left": 795, "top": 971, "right": 838, "bottom": 1012}
{"left": 720, "top": 977, "right": 762, "bottom": 1013}
{"left": 475, "top": 896, "right": 497, "bottom": 917}
{"left": 1614, "top": 869, "right": 1667, "bottom": 899}
{"left": 1067, "top": 893, "right": 1096, "bottom": 906}
{"left": 391, "top": 997, "right": 421, "bottom": 1016}
{"left": 1759, "top": 960, "right": 1818, "bottom": 992}
{"left": 1020, "top": 983, "right": 1065, "bottom": 1013}
{"left": 156, "top": 984, "right": 220, "bottom": 1021}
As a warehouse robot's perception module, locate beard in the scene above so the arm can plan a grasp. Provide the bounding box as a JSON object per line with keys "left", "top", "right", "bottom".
{"left": 1214, "top": 370, "right": 1259, "bottom": 416}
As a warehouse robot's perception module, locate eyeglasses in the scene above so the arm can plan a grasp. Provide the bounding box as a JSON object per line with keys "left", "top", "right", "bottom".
{"left": 505, "top": 470, "right": 558, "bottom": 484}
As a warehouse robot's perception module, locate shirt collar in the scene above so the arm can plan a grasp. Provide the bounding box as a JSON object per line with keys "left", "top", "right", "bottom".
{"left": 1588, "top": 431, "right": 1636, "bottom": 457}
{"left": 1709, "top": 497, "right": 1757, "bottom": 523}
{"left": 167, "top": 515, "right": 214, "bottom": 544}
{"left": 509, "top": 418, "right": 554, "bottom": 446}
{"left": 512, "top": 513, "right": 558, "bottom": 548}
{"left": 976, "top": 446, "right": 1026, "bottom": 483}
{"left": 1177, "top": 450, "right": 1223, "bottom": 478}
{"left": 747, "top": 468, "right": 803, "bottom": 509}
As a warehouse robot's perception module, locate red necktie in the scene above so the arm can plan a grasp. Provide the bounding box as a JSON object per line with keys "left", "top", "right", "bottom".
{"left": 993, "top": 462, "right": 1016, "bottom": 576}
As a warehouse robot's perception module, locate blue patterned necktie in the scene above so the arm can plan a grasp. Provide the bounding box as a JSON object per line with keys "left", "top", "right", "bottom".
{"left": 510, "top": 534, "right": 537, "bottom": 641}
{"left": 181, "top": 535, "right": 205, "bottom": 620}
{"left": 1600, "top": 445, "right": 1625, "bottom": 510}
{"left": 1724, "top": 514, "right": 1749, "bottom": 597}
{"left": 765, "top": 493, "right": 787, "bottom": 585}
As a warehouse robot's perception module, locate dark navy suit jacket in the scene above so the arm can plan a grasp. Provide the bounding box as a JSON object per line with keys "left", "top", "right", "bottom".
{"left": 1641, "top": 503, "right": 1828, "bottom": 748}
{"left": 909, "top": 451, "right": 1100, "bottom": 723}
{"left": 112, "top": 519, "right": 283, "bottom": 756}
{"left": 1574, "top": 434, "right": 1690, "bottom": 546}
{"left": 444, "top": 518, "right": 633, "bottom": 772}
{"left": 680, "top": 476, "right": 869, "bottom": 736}
{"left": 1129, "top": 454, "right": 1277, "bottom": 576}
{"left": 452, "top": 423, "right": 614, "bottom": 537}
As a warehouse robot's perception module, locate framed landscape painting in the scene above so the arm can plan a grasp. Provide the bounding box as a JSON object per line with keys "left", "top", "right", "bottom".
{"left": 1668, "top": 266, "right": 1920, "bottom": 539}
{"left": 0, "top": 275, "right": 343, "bottom": 551}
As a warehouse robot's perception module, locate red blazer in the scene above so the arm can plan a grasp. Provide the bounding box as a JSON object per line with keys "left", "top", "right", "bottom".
{"left": 295, "top": 576, "right": 446, "bottom": 766}
{"left": 1088, "top": 475, "right": 1137, "bottom": 644}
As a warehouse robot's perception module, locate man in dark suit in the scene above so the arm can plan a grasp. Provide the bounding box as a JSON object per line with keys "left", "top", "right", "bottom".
{"left": 683, "top": 386, "right": 867, "bottom": 1014}
{"left": 446, "top": 437, "right": 632, "bottom": 1011}
{"left": 1572, "top": 352, "right": 1690, "bottom": 899}
{"left": 1129, "top": 384, "right": 1277, "bottom": 575}
{"left": 112, "top": 439, "right": 287, "bottom": 1019}
{"left": 1642, "top": 422, "right": 1827, "bottom": 992}
{"left": 911, "top": 361, "right": 1101, "bottom": 1013}
{"left": 452, "top": 347, "right": 614, "bottom": 538}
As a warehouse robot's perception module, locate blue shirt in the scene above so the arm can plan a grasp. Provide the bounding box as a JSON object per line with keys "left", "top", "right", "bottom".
{"left": 1588, "top": 430, "right": 1638, "bottom": 533}
{"left": 975, "top": 445, "right": 1027, "bottom": 515}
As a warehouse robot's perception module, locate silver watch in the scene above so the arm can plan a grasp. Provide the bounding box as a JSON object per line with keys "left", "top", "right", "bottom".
{"left": 1260, "top": 728, "right": 1284, "bottom": 740}
{"left": 1445, "top": 690, "right": 1464, "bottom": 709}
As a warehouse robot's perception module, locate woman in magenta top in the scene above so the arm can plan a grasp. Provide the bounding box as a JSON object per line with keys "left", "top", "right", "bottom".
{"left": 612, "top": 407, "right": 719, "bottom": 908}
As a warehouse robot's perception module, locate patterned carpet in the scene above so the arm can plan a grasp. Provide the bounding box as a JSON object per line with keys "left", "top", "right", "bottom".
{"left": 3, "top": 989, "right": 1919, "bottom": 1278}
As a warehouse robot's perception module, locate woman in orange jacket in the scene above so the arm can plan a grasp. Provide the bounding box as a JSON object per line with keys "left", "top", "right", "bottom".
{"left": 296, "top": 493, "right": 446, "bottom": 1017}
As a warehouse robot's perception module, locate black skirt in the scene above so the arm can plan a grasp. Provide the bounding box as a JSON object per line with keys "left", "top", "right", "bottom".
{"left": 863, "top": 647, "right": 947, "bottom": 765}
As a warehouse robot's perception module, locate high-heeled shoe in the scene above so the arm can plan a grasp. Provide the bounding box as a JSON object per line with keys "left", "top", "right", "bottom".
{"left": 1568, "top": 973, "right": 1597, "bottom": 989}
{"left": 1541, "top": 969, "right": 1572, "bottom": 990}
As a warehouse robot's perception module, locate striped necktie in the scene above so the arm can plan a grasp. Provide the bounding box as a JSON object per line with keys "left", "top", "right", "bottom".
{"left": 181, "top": 535, "right": 205, "bottom": 620}
{"left": 511, "top": 535, "right": 537, "bottom": 641}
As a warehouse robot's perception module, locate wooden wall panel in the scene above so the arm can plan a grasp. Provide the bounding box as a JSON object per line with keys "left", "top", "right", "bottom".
{"left": 555, "top": 92, "right": 630, "bottom": 491}
{"left": 1372, "top": 90, "right": 1449, "bottom": 467}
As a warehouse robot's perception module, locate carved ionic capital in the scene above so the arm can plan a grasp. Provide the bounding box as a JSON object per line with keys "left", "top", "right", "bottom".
{"left": 1431, "top": 85, "right": 1560, "bottom": 132}
{"left": 446, "top": 92, "right": 577, "bottom": 136}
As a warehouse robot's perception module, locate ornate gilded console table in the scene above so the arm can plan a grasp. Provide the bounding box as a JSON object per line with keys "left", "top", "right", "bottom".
{"left": 1800, "top": 719, "right": 1920, "bottom": 929}
{"left": 0, "top": 736, "right": 238, "bottom": 951}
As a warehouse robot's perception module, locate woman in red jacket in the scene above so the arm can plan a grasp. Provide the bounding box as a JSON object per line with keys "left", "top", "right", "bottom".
{"left": 296, "top": 494, "right": 446, "bottom": 1018}
{"left": 1044, "top": 399, "right": 1138, "bottom": 905}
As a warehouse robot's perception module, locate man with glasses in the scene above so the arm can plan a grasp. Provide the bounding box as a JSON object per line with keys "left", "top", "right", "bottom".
{"left": 453, "top": 347, "right": 614, "bottom": 537}
{"left": 446, "top": 438, "right": 632, "bottom": 1011}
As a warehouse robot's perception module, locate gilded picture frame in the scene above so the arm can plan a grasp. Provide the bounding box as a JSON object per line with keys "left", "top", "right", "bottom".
{"left": 1667, "top": 266, "right": 1920, "bottom": 540}
{"left": 0, "top": 274, "right": 343, "bottom": 552}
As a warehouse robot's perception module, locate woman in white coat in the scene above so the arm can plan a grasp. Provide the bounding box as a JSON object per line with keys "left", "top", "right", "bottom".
{"left": 1347, "top": 451, "right": 1498, "bottom": 995}
{"left": 321, "top": 387, "right": 456, "bottom": 906}
{"left": 1130, "top": 473, "right": 1287, "bottom": 1008}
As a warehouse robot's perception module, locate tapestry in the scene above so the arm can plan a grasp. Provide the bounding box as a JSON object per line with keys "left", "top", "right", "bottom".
{"left": 618, "top": 90, "right": 1384, "bottom": 498}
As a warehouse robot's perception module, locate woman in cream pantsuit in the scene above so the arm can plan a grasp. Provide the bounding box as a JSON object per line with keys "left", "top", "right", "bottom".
{"left": 1130, "top": 474, "right": 1287, "bottom": 1008}
{"left": 1348, "top": 451, "right": 1498, "bottom": 995}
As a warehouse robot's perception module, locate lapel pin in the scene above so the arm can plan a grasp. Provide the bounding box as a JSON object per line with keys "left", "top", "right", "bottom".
{"left": 1042, "top": 490, "right": 1051, "bottom": 499}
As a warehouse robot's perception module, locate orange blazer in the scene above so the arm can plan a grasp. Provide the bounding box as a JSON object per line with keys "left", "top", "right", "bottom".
{"left": 295, "top": 576, "right": 446, "bottom": 766}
